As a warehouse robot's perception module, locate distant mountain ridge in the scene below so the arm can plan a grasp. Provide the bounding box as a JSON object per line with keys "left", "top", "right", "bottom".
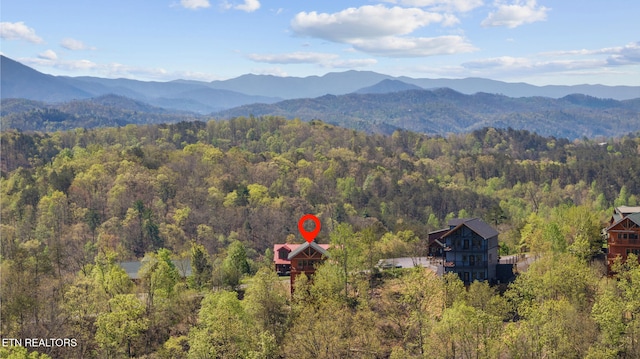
{"left": 2, "top": 55, "right": 639, "bottom": 109}
{"left": 0, "top": 56, "right": 282, "bottom": 113}
{"left": 2, "top": 55, "right": 640, "bottom": 139}
{"left": 355, "top": 79, "right": 424, "bottom": 94}
{"left": 0, "top": 56, "right": 92, "bottom": 102}
{"left": 205, "top": 71, "right": 640, "bottom": 101}
{"left": 214, "top": 88, "right": 640, "bottom": 139}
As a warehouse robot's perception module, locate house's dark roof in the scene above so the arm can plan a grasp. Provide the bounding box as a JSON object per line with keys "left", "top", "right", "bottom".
{"left": 287, "top": 241, "right": 330, "bottom": 260}
{"left": 629, "top": 213, "right": 640, "bottom": 225}
{"left": 273, "top": 244, "right": 293, "bottom": 265}
{"left": 611, "top": 206, "right": 640, "bottom": 223}
{"left": 448, "top": 218, "right": 473, "bottom": 227}
{"left": 428, "top": 228, "right": 448, "bottom": 240}
{"left": 445, "top": 218, "right": 498, "bottom": 239}
{"left": 607, "top": 212, "right": 640, "bottom": 230}
{"left": 427, "top": 228, "right": 448, "bottom": 247}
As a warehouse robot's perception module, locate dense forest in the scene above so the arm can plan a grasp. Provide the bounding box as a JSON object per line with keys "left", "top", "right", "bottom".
{"left": 1, "top": 117, "right": 640, "bottom": 358}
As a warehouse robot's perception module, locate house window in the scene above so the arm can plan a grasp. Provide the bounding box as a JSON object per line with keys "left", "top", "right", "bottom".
{"left": 463, "top": 272, "right": 470, "bottom": 282}
{"left": 298, "top": 260, "right": 316, "bottom": 269}
{"left": 463, "top": 240, "right": 469, "bottom": 249}
{"left": 279, "top": 249, "right": 289, "bottom": 260}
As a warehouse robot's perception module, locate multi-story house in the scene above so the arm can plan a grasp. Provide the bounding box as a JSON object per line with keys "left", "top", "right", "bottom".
{"left": 273, "top": 241, "right": 330, "bottom": 292}
{"left": 605, "top": 206, "right": 640, "bottom": 273}
{"left": 441, "top": 218, "right": 499, "bottom": 284}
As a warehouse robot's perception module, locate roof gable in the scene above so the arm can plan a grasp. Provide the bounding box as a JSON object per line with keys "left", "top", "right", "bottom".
{"left": 444, "top": 218, "right": 498, "bottom": 240}
{"left": 273, "top": 244, "right": 298, "bottom": 264}
{"left": 428, "top": 228, "right": 449, "bottom": 240}
{"left": 608, "top": 212, "right": 640, "bottom": 231}
{"left": 273, "top": 244, "right": 292, "bottom": 252}
{"left": 287, "top": 241, "right": 330, "bottom": 260}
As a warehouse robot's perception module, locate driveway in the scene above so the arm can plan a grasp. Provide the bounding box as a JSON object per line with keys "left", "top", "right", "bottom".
{"left": 380, "top": 257, "right": 445, "bottom": 275}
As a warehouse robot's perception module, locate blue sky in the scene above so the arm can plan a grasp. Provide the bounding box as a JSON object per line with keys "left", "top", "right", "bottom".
{"left": 1, "top": 0, "right": 638, "bottom": 85}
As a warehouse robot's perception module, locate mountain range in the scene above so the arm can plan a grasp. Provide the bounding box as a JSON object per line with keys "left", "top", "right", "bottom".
{"left": 2, "top": 55, "right": 640, "bottom": 139}
{"left": 214, "top": 89, "right": 640, "bottom": 139}
{"left": 3, "top": 55, "right": 639, "bottom": 110}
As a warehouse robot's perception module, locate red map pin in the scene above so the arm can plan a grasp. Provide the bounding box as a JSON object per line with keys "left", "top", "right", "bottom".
{"left": 298, "top": 214, "right": 321, "bottom": 243}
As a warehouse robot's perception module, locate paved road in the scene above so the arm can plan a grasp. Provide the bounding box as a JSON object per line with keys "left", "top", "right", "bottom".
{"left": 380, "top": 257, "right": 444, "bottom": 275}
{"left": 382, "top": 254, "right": 534, "bottom": 275}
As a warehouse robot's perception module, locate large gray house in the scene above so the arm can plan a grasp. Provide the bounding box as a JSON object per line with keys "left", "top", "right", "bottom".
{"left": 440, "top": 218, "right": 499, "bottom": 284}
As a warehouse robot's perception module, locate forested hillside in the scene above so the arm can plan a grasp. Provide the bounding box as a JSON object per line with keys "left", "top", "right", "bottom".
{"left": 1, "top": 95, "right": 202, "bottom": 132}
{"left": 1, "top": 117, "right": 640, "bottom": 358}
{"left": 214, "top": 90, "right": 640, "bottom": 139}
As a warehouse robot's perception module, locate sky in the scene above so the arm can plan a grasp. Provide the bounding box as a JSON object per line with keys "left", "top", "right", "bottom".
{"left": 1, "top": 0, "right": 639, "bottom": 86}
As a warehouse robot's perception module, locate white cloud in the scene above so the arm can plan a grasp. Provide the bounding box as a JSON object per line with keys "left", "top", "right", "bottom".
{"left": 290, "top": 5, "right": 470, "bottom": 58}
{"left": 22, "top": 56, "right": 162, "bottom": 78}
{"left": 291, "top": 5, "right": 451, "bottom": 43}
{"left": 171, "top": 70, "right": 223, "bottom": 81}
{"left": 235, "top": 0, "right": 260, "bottom": 12}
{"left": 605, "top": 42, "right": 640, "bottom": 66}
{"left": 221, "top": 0, "right": 260, "bottom": 12}
{"left": 461, "top": 43, "right": 640, "bottom": 78}
{"left": 248, "top": 51, "right": 377, "bottom": 68}
{"left": 463, "top": 55, "right": 530, "bottom": 69}
{"left": 326, "top": 58, "right": 378, "bottom": 68}
{"left": 481, "top": 0, "right": 549, "bottom": 28}
{"left": 181, "top": 0, "right": 210, "bottom": 10}
{"left": 392, "top": 0, "right": 484, "bottom": 13}
{"left": 538, "top": 42, "right": 640, "bottom": 67}
{"left": 248, "top": 52, "right": 338, "bottom": 64}
{"left": 250, "top": 67, "right": 289, "bottom": 77}
{"left": 24, "top": 57, "right": 98, "bottom": 71}
{"left": 461, "top": 55, "right": 608, "bottom": 78}
{"left": 22, "top": 55, "right": 225, "bottom": 81}
{"left": 64, "top": 59, "right": 99, "bottom": 71}
{"left": 0, "top": 21, "right": 44, "bottom": 44}
{"left": 38, "top": 50, "right": 58, "bottom": 60}
{"left": 61, "top": 38, "right": 94, "bottom": 50}
{"left": 104, "top": 62, "right": 169, "bottom": 78}
{"left": 351, "top": 35, "right": 477, "bottom": 57}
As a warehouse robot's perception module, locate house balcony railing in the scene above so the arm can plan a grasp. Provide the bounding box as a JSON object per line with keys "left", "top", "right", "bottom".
{"left": 294, "top": 265, "right": 318, "bottom": 271}
{"left": 442, "top": 260, "right": 488, "bottom": 268}
{"left": 454, "top": 261, "right": 488, "bottom": 268}
{"left": 453, "top": 247, "right": 486, "bottom": 252}
{"left": 443, "top": 245, "right": 487, "bottom": 252}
